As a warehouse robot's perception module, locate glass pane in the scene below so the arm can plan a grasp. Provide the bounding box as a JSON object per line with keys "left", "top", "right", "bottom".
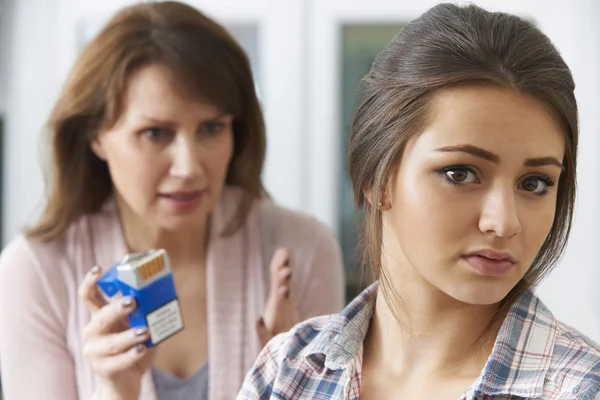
{"left": 225, "top": 24, "right": 262, "bottom": 99}
{"left": 339, "top": 24, "right": 405, "bottom": 304}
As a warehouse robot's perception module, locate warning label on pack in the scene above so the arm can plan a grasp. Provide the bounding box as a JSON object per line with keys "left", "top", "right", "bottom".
{"left": 146, "top": 299, "right": 184, "bottom": 345}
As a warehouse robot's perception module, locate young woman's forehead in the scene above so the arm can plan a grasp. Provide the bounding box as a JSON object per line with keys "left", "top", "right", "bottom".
{"left": 419, "top": 86, "right": 565, "bottom": 151}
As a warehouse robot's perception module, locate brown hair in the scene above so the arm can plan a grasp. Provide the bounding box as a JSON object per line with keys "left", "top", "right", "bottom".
{"left": 27, "top": 1, "right": 266, "bottom": 240}
{"left": 348, "top": 3, "right": 577, "bottom": 324}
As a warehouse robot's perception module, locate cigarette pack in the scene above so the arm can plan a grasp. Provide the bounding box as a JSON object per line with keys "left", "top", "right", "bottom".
{"left": 96, "top": 249, "right": 184, "bottom": 347}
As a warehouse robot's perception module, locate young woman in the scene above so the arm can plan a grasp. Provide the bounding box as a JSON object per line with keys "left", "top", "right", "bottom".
{"left": 0, "top": 2, "right": 344, "bottom": 399}
{"left": 238, "top": 3, "right": 600, "bottom": 399}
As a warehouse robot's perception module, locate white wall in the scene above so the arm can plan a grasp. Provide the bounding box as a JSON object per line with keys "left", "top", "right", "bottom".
{"left": 2, "top": 0, "right": 600, "bottom": 341}
{"left": 0, "top": 0, "right": 8, "bottom": 114}
{"left": 2, "top": 0, "right": 62, "bottom": 240}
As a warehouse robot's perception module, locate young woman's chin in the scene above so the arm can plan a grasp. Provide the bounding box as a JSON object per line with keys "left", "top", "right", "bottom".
{"left": 443, "top": 282, "right": 517, "bottom": 306}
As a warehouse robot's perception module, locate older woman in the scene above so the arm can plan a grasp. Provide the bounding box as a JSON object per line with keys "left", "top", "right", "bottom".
{"left": 0, "top": 2, "right": 344, "bottom": 399}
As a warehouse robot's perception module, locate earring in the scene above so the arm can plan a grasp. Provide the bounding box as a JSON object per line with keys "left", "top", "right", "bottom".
{"left": 377, "top": 201, "right": 383, "bottom": 208}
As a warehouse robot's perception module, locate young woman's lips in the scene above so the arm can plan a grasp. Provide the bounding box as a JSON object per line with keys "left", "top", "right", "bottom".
{"left": 158, "top": 190, "right": 204, "bottom": 212}
{"left": 462, "top": 250, "right": 516, "bottom": 277}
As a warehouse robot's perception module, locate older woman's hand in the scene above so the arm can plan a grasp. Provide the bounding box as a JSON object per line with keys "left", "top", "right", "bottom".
{"left": 256, "top": 248, "right": 300, "bottom": 347}
{"left": 78, "top": 266, "right": 154, "bottom": 400}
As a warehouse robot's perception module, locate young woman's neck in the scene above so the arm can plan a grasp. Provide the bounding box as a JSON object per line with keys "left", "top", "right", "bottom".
{"left": 117, "top": 202, "right": 208, "bottom": 268}
{"left": 363, "top": 276, "right": 500, "bottom": 379}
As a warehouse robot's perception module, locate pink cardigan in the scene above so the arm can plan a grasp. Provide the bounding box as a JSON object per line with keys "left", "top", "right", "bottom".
{"left": 0, "top": 187, "right": 345, "bottom": 399}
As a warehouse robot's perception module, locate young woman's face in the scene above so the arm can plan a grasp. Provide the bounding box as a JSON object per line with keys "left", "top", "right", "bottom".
{"left": 383, "top": 85, "right": 565, "bottom": 305}
{"left": 91, "top": 64, "right": 234, "bottom": 232}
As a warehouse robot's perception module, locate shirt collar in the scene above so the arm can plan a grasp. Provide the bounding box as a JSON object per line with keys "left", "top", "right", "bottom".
{"left": 304, "top": 282, "right": 558, "bottom": 398}
{"left": 471, "top": 289, "right": 558, "bottom": 398}
{"left": 305, "top": 281, "right": 378, "bottom": 370}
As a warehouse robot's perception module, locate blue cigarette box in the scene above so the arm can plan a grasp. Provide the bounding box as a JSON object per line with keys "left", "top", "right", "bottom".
{"left": 96, "top": 249, "right": 184, "bottom": 347}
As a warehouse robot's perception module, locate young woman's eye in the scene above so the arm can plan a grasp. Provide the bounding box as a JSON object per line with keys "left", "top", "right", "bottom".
{"left": 518, "top": 176, "right": 555, "bottom": 196}
{"left": 437, "top": 166, "right": 479, "bottom": 185}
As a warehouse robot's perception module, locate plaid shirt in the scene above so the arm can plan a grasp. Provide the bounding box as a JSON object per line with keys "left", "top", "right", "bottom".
{"left": 238, "top": 282, "right": 600, "bottom": 399}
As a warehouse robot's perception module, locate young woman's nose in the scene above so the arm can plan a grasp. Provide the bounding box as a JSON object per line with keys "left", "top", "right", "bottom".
{"left": 478, "top": 186, "right": 521, "bottom": 238}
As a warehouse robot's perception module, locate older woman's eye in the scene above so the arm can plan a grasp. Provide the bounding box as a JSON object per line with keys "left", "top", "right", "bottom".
{"left": 144, "top": 128, "right": 162, "bottom": 139}
{"left": 199, "top": 121, "right": 226, "bottom": 136}
{"left": 141, "top": 127, "right": 174, "bottom": 141}
{"left": 436, "top": 166, "right": 478, "bottom": 185}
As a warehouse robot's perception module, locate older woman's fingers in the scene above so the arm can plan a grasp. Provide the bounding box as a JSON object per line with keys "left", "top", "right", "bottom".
{"left": 92, "top": 343, "right": 149, "bottom": 380}
{"left": 83, "top": 327, "right": 149, "bottom": 359}
{"left": 255, "top": 317, "right": 272, "bottom": 348}
{"left": 269, "top": 248, "right": 290, "bottom": 274}
{"left": 83, "top": 297, "right": 137, "bottom": 338}
{"left": 78, "top": 265, "right": 107, "bottom": 314}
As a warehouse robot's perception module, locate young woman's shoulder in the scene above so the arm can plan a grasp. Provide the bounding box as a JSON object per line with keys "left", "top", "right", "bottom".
{"left": 237, "top": 284, "right": 378, "bottom": 399}
{"left": 236, "top": 313, "right": 339, "bottom": 399}
{"left": 549, "top": 320, "right": 600, "bottom": 396}
{"left": 508, "top": 291, "right": 600, "bottom": 397}
{"left": 270, "top": 313, "right": 338, "bottom": 359}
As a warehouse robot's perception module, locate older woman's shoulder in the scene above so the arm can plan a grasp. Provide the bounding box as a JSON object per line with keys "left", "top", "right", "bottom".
{"left": 0, "top": 199, "right": 124, "bottom": 284}
{"left": 256, "top": 197, "right": 337, "bottom": 244}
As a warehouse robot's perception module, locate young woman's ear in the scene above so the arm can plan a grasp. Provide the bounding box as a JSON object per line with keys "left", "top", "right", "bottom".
{"left": 364, "top": 187, "right": 391, "bottom": 211}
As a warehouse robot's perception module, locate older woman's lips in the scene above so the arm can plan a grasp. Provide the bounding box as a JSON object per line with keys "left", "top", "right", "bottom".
{"left": 158, "top": 191, "right": 204, "bottom": 212}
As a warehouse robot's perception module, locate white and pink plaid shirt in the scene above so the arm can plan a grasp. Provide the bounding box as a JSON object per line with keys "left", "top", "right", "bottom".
{"left": 238, "top": 282, "right": 600, "bottom": 399}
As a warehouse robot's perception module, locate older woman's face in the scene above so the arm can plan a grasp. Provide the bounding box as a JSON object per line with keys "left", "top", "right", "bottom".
{"left": 91, "top": 64, "right": 234, "bottom": 231}
{"left": 382, "top": 85, "right": 565, "bottom": 305}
